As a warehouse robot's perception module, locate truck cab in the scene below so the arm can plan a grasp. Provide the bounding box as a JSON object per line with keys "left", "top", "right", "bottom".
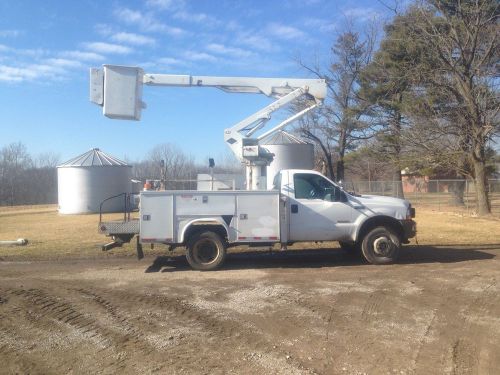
{"left": 278, "top": 169, "right": 416, "bottom": 264}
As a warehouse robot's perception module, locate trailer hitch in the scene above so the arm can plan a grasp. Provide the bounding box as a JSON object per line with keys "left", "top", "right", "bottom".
{"left": 101, "top": 234, "right": 135, "bottom": 252}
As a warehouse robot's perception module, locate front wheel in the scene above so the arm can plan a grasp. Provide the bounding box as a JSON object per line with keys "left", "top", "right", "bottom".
{"left": 361, "top": 227, "right": 400, "bottom": 265}
{"left": 186, "top": 231, "right": 227, "bottom": 271}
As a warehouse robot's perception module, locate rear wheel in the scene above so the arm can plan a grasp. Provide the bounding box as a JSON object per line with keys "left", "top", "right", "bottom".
{"left": 361, "top": 226, "right": 400, "bottom": 264}
{"left": 186, "top": 231, "right": 226, "bottom": 271}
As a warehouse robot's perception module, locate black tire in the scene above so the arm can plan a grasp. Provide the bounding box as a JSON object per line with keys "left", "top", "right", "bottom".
{"left": 361, "top": 226, "right": 400, "bottom": 265}
{"left": 339, "top": 241, "right": 361, "bottom": 256}
{"left": 186, "top": 231, "right": 226, "bottom": 271}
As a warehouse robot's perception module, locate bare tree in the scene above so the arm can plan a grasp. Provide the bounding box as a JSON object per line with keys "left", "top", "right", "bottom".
{"left": 204, "top": 150, "right": 244, "bottom": 175}
{"left": 133, "top": 143, "right": 196, "bottom": 185}
{"left": 296, "top": 25, "right": 377, "bottom": 181}
{"left": 407, "top": 0, "right": 499, "bottom": 214}
{"left": 0, "top": 142, "right": 32, "bottom": 205}
{"left": 35, "top": 152, "right": 61, "bottom": 168}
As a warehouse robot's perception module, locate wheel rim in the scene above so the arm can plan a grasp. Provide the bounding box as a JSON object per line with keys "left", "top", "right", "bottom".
{"left": 373, "top": 236, "right": 394, "bottom": 257}
{"left": 193, "top": 239, "right": 219, "bottom": 265}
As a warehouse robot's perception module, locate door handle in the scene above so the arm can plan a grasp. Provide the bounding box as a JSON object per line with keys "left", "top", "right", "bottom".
{"left": 291, "top": 204, "right": 298, "bottom": 213}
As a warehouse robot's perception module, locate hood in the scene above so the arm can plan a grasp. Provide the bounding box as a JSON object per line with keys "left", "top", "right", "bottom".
{"left": 347, "top": 194, "right": 410, "bottom": 220}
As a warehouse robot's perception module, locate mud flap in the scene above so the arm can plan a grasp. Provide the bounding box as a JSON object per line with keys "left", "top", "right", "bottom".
{"left": 136, "top": 236, "right": 144, "bottom": 260}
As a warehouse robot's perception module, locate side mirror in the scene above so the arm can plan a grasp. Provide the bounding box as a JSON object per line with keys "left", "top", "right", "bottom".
{"left": 340, "top": 191, "right": 348, "bottom": 202}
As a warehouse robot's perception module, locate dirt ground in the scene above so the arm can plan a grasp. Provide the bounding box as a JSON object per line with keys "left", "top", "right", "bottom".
{"left": 1, "top": 242, "right": 500, "bottom": 375}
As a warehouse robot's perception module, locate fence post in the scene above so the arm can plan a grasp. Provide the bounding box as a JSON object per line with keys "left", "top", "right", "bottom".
{"left": 465, "top": 179, "right": 469, "bottom": 213}
{"left": 437, "top": 180, "right": 440, "bottom": 211}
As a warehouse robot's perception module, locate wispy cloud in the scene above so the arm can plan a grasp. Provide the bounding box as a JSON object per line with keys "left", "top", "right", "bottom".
{"left": 44, "top": 58, "right": 82, "bottom": 68}
{"left": 206, "top": 43, "right": 254, "bottom": 58}
{"left": 0, "top": 63, "right": 66, "bottom": 82}
{"left": 173, "top": 11, "right": 219, "bottom": 27}
{"left": 114, "top": 7, "right": 185, "bottom": 35}
{"left": 283, "top": 0, "right": 322, "bottom": 7}
{"left": 157, "top": 57, "right": 183, "bottom": 65}
{"left": 0, "top": 45, "right": 48, "bottom": 58}
{"left": 83, "top": 42, "right": 133, "bottom": 54}
{"left": 267, "top": 23, "right": 307, "bottom": 40}
{"left": 94, "top": 24, "right": 114, "bottom": 37}
{"left": 182, "top": 51, "right": 217, "bottom": 62}
{"left": 303, "top": 18, "right": 336, "bottom": 33}
{"left": 342, "top": 7, "right": 381, "bottom": 22}
{"left": 0, "top": 29, "right": 22, "bottom": 38}
{"left": 111, "top": 32, "right": 156, "bottom": 46}
{"left": 59, "top": 50, "right": 105, "bottom": 62}
{"left": 236, "top": 32, "right": 274, "bottom": 52}
{"left": 146, "top": 0, "right": 185, "bottom": 11}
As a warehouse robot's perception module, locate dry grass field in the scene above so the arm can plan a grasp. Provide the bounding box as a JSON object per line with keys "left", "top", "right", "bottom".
{"left": 0, "top": 205, "right": 133, "bottom": 260}
{"left": 0, "top": 204, "right": 498, "bottom": 260}
{"left": 1, "top": 204, "right": 499, "bottom": 374}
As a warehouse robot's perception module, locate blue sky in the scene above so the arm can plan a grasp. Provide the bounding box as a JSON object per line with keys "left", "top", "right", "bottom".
{"left": 0, "top": 0, "right": 387, "bottom": 164}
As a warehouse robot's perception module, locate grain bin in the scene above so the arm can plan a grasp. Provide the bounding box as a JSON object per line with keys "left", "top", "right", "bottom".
{"left": 57, "top": 148, "right": 132, "bottom": 214}
{"left": 260, "top": 131, "right": 314, "bottom": 190}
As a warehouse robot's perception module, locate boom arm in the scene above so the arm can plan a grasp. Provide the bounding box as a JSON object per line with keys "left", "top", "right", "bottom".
{"left": 90, "top": 65, "right": 327, "bottom": 189}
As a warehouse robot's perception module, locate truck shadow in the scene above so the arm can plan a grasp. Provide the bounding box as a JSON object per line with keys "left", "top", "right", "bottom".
{"left": 145, "top": 244, "right": 498, "bottom": 273}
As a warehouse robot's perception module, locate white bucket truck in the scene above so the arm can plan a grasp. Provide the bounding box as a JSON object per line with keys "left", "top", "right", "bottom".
{"left": 91, "top": 65, "right": 416, "bottom": 270}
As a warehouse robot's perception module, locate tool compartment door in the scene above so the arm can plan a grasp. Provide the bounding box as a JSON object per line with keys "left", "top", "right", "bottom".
{"left": 140, "top": 193, "right": 174, "bottom": 243}
{"left": 236, "top": 193, "right": 280, "bottom": 241}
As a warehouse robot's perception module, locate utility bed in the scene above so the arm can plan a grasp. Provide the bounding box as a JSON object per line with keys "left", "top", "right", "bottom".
{"left": 139, "top": 190, "right": 281, "bottom": 244}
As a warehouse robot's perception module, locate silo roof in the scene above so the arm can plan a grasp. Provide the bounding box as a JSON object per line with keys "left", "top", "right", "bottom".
{"left": 259, "top": 130, "right": 309, "bottom": 145}
{"left": 58, "top": 148, "right": 130, "bottom": 167}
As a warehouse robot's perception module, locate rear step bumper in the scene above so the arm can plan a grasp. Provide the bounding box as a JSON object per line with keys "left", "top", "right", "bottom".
{"left": 99, "top": 220, "right": 139, "bottom": 235}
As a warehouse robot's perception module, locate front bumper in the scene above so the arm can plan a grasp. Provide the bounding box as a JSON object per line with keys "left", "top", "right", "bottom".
{"left": 401, "top": 219, "right": 417, "bottom": 242}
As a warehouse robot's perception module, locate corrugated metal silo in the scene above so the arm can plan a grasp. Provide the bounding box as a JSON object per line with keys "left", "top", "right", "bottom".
{"left": 57, "top": 148, "right": 132, "bottom": 214}
{"left": 260, "top": 131, "right": 314, "bottom": 189}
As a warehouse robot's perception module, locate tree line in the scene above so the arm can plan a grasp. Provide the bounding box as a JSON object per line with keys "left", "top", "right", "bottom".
{"left": 295, "top": 0, "right": 498, "bottom": 215}
{"left": 0, "top": 142, "right": 60, "bottom": 206}
{"left": 0, "top": 142, "right": 242, "bottom": 207}
{"left": 1, "top": 1, "right": 498, "bottom": 216}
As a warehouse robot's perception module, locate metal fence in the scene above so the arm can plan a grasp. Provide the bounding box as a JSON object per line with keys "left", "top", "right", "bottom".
{"left": 148, "top": 178, "right": 500, "bottom": 216}
{"left": 162, "top": 179, "right": 238, "bottom": 191}
{"left": 348, "top": 179, "right": 500, "bottom": 216}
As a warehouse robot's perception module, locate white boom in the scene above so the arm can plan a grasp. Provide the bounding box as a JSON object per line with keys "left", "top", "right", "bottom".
{"left": 90, "top": 65, "right": 327, "bottom": 190}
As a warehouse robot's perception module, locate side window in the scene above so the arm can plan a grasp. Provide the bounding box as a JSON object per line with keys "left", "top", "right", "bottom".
{"left": 294, "top": 173, "right": 344, "bottom": 201}
{"left": 294, "top": 174, "right": 316, "bottom": 199}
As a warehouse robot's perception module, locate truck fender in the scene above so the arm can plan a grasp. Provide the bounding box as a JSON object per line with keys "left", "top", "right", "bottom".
{"left": 353, "top": 215, "right": 404, "bottom": 243}
{"left": 179, "top": 217, "right": 231, "bottom": 244}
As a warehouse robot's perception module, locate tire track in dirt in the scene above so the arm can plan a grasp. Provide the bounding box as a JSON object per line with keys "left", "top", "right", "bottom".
{"left": 7, "top": 288, "right": 104, "bottom": 339}
{"left": 360, "top": 290, "right": 386, "bottom": 322}
{"left": 0, "top": 290, "right": 62, "bottom": 374}
{"left": 410, "top": 280, "right": 498, "bottom": 375}
{"left": 288, "top": 291, "right": 362, "bottom": 374}
{"left": 75, "top": 288, "right": 151, "bottom": 343}
{"left": 71, "top": 286, "right": 311, "bottom": 374}
{"left": 450, "top": 281, "right": 498, "bottom": 375}
{"left": 2, "top": 287, "right": 165, "bottom": 373}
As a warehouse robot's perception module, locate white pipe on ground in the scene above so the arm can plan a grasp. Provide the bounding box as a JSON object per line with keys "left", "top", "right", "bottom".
{"left": 0, "top": 239, "right": 28, "bottom": 246}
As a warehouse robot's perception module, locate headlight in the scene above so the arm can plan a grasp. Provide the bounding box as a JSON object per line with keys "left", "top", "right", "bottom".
{"left": 406, "top": 204, "right": 415, "bottom": 219}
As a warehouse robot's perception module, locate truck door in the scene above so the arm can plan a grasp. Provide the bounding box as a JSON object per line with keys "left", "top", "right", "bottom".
{"left": 287, "top": 172, "right": 352, "bottom": 242}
